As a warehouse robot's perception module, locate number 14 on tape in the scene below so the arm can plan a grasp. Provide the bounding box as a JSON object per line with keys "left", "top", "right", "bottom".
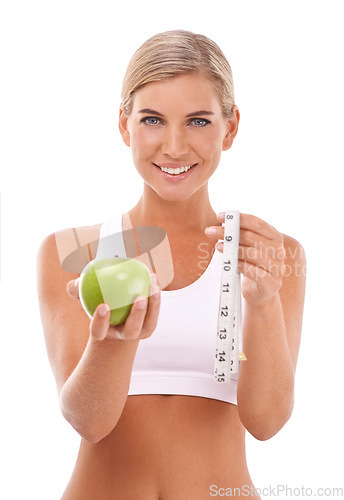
{"left": 214, "top": 210, "right": 246, "bottom": 383}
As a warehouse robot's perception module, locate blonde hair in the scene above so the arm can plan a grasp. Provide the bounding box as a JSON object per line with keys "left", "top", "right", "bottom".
{"left": 121, "top": 30, "right": 235, "bottom": 118}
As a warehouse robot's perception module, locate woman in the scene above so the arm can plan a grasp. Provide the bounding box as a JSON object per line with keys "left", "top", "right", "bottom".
{"left": 37, "top": 30, "right": 306, "bottom": 499}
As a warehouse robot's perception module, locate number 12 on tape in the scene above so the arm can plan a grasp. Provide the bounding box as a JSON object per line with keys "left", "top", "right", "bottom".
{"left": 214, "top": 210, "right": 244, "bottom": 383}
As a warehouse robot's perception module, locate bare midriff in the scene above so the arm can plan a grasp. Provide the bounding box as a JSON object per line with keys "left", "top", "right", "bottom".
{"left": 61, "top": 395, "right": 260, "bottom": 500}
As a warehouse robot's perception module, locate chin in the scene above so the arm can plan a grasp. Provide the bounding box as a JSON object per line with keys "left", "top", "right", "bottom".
{"left": 154, "top": 189, "right": 193, "bottom": 203}
{"left": 156, "top": 182, "right": 209, "bottom": 202}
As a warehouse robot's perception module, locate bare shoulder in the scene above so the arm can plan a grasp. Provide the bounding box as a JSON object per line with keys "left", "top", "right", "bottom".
{"left": 36, "top": 222, "right": 102, "bottom": 394}
{"left": 279, "top": 233, "right": 307, "bottom": 371}
{"left": 52, "top": 222, "right": 102, "bottom": 274}
{"left": 37, "top": 221, "right": 102, "bottom": 279}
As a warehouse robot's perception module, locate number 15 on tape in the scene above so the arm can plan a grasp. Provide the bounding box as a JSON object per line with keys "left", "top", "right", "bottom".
{"left": 214, "top": 210, "right": 246, "bottom": 383}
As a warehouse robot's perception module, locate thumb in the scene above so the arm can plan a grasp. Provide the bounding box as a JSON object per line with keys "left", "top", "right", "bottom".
{"left": 90, "top": 303, "right": 111, "bottom": 341}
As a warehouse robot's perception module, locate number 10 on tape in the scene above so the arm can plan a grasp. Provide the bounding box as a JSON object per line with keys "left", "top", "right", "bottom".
{"left": 214, "top": 210, "right": 245, "bottom": 383}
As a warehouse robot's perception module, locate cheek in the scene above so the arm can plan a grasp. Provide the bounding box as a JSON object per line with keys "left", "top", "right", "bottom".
{"left": 195, "top": 129, "right": 223, "bottom": 159}
{"left": 130, "top": 129, "right": 159, "bottom": 158}
{"left": 130, "top": 129, "right": 159, "bottom": 171}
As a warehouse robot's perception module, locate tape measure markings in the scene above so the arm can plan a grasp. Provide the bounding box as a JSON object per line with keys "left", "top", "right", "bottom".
{"left": 214, "top": 210, "right": 243, "bottom": 383}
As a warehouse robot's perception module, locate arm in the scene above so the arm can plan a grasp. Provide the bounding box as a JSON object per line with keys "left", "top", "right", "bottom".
{"left": 37, "top": 230, "right": 160, "bottom": 443}
{"left": 59, "top": 332, "right": 140, "bottom": 443}
{"left": 205, "top": 214, "right": 307, "bottom": 440}
{"left": 237, "top": 235, "right": 305, "bottom": 439}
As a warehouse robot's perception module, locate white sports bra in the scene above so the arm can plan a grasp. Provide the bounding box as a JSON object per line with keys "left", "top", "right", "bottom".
{"left": 95, "top": 212, "right": 246, "bottom": 405}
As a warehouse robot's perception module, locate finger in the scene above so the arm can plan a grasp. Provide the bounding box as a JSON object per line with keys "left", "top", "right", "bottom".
{"left": 204, "top": 225, "right": 224, "bottom": 239}
{"left": 139, "top": 282, "right": 161, "bottom": 339}
{"left": 120, "top": 295, "right": 149, "bottom": 340}
{"left": 107, "top": 281, "right": 160, "bottom": 341}
{"left": 239, "top": 229, "right": 279, "bottom": 254}
{"left": 215, "top": 241, "right": 223, "bottom": 252}
{"left": 215, "top": 236, "right": 273, "bottom": 256}
{"left": 214, "top": 234, "right": 281, "bottom": 264}
{"left": 206, "top": 216, "right": 279, "bottom": 245}
{"left": 239, "top": 213, "right": 280, "bottom": 240}
{"left": 217, "top": 212, "right": 280, "bottom": 241}
{"left": 89, "top": 303, "right": 111, "bottom": 341}
{"left": 238, "top": 260, "right": 283, "bottom": 290}
{"left": 66, "top": 278, "right": 80, "bottom": 301}
{"left": 238, "top": 246, "right": 286, "bottom": 278}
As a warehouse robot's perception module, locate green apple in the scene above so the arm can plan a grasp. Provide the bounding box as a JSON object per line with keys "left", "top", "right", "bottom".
{"left": 79, "top": 257, "right": 153, "bottom": 325}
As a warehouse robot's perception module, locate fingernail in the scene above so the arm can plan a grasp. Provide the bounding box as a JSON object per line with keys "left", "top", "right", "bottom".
{"left": 216, "top": 242, "right": 224, "bottom": 251}
{"left": 74, "top": 278, "right": 79, "bottom": 288}
{"left": 217, "top": 212, "right": 225, "bottom": 220}
{"left": 136, "top": 296, "right": 147, "bottom": 309}
{"left": 99, "top": 304, "right": 110, "bottom": 316}
{"left": 205, "top": 227, "right": 216, "bottom": 235}
{"left": 152, "top": 273, "right": 158, "bottom": 285}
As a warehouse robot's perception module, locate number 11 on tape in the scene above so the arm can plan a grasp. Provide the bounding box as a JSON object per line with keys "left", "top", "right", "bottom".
{"left": 214, "top": 210, "right": 245, "bottom": 383}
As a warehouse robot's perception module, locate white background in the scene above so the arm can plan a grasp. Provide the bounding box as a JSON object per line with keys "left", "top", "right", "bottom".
{"left": 1, "top": 1, "right": 343, "bottom": 498}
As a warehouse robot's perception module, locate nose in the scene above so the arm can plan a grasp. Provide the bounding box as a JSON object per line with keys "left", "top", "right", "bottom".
{"left": 161, "top": 126, "right": 190, "bottom": 158}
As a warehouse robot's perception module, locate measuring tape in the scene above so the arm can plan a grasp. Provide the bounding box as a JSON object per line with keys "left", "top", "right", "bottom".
{"left": 214, "top": 210, "right": 246, "bottom": 383}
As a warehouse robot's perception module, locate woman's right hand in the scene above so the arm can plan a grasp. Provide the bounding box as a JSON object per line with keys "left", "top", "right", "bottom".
{"left": 66, "top": 274, "right": 161, "bottom": 342}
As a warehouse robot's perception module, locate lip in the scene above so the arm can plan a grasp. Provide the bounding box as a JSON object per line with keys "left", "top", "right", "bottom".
{"left": 155, "top": 162, "right": 197, "bottom": 169}
{"left": 153, "top": 162, "right": 197, "bottom": 182}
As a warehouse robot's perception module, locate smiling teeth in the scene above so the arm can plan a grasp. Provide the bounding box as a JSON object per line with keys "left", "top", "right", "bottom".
{"left": 158, "top": 165, "right": 193, "bottom": 174}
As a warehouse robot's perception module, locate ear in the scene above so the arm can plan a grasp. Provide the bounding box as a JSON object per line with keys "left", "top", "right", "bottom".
{"left": 222, "top": 105, "right": 240, "bottom": 151}
{"left": 118, "top": 104, "right": 131, "bottom": 147}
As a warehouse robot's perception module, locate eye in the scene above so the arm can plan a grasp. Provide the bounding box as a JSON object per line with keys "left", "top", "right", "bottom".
{"left": 141, "top": 116, "right": 162, "bottom": 126}
{"left": 190, "top": 118, "right": 211, "bottom": 127}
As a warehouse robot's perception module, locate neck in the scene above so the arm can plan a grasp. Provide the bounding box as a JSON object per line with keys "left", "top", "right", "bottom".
{"left": 129, "top": 183, "right": 220, "bottom": 235}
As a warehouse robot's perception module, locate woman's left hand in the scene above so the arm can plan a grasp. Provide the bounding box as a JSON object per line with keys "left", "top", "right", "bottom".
{"left": 205, "top": 212, "right": 286, "bottom": 305}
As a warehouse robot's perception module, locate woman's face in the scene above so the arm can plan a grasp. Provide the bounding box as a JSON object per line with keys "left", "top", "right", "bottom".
{"left": 119, "top": 72, "right": 239, "bottom": 202}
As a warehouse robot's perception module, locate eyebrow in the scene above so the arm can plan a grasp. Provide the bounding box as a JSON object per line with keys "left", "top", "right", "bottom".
{"left": 138, "top": 108, "right": 214, "bottom": 118}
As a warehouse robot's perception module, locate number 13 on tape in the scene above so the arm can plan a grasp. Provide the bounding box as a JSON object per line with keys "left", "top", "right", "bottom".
{"left": 214, "top": 210, "right": 246, "bottom": 383}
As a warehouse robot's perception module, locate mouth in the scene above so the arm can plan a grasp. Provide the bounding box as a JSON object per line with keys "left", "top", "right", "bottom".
{"left": 153, "top": 163, "right": 198, "bottom": 176}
